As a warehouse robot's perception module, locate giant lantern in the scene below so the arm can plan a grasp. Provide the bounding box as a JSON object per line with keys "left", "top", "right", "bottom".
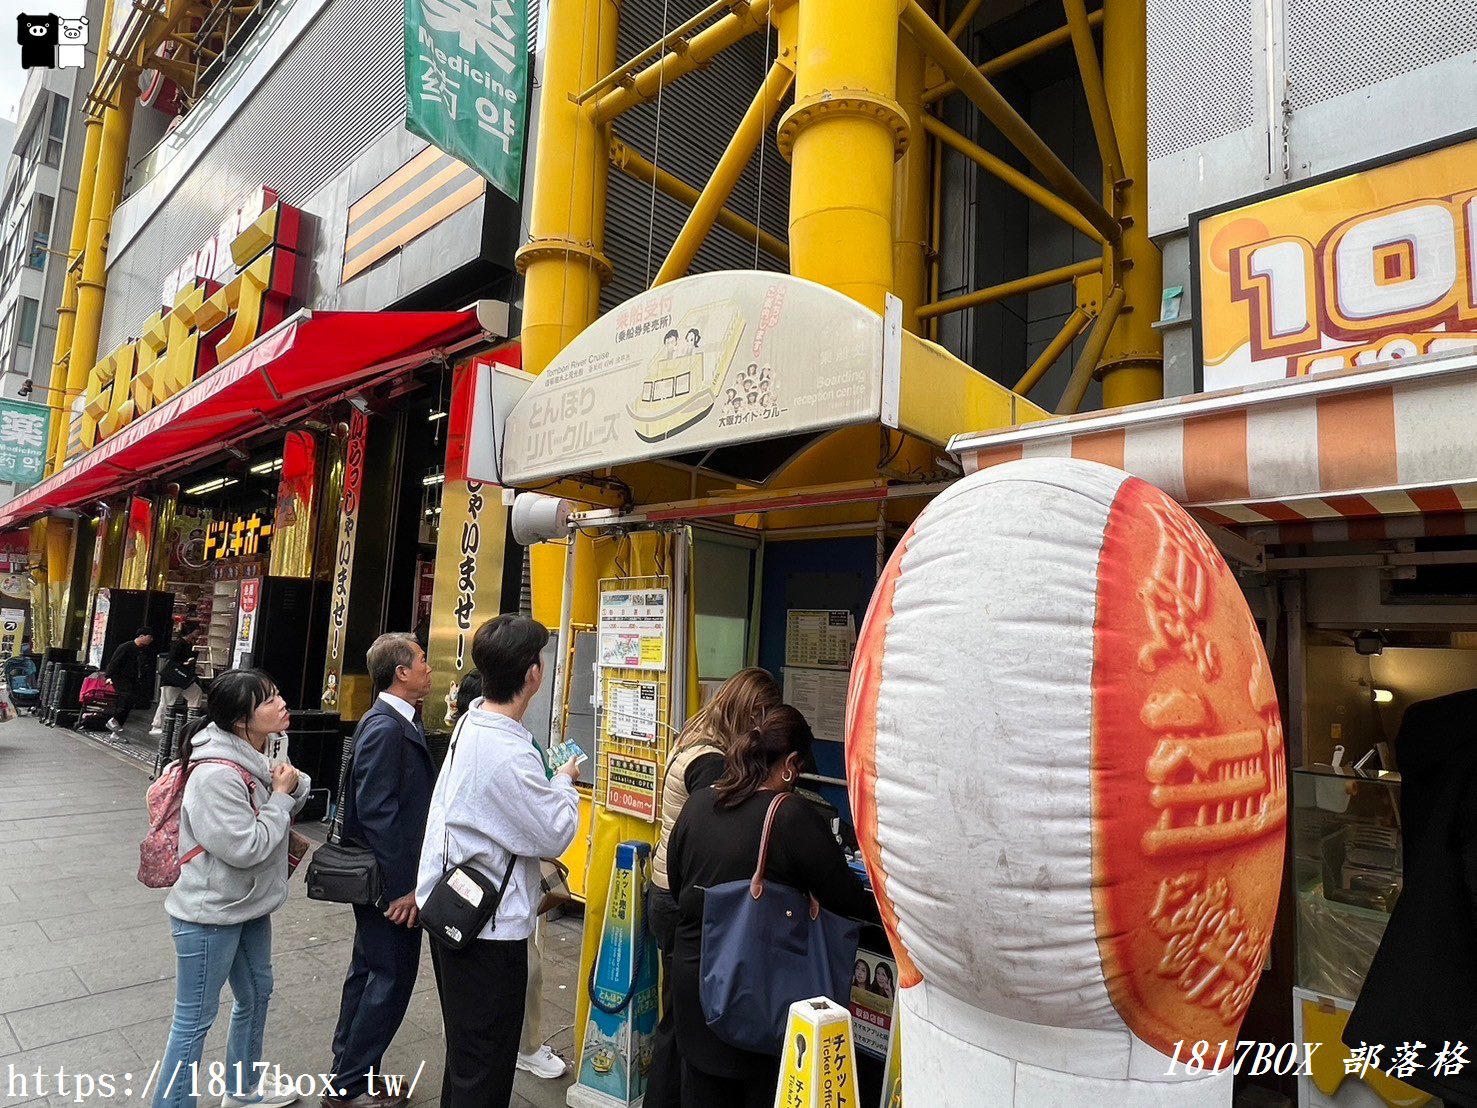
{"left": 847, "top": 458, "right": 1285, "bottom": 1104}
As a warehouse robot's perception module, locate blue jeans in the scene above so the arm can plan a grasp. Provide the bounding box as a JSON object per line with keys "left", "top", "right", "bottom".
{"left": 154, "top": 916, "right": 275, "bottom": 1108}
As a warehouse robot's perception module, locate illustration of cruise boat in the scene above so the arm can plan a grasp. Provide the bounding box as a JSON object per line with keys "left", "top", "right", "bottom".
{"left": 627, "top": 301, "right": 747, "bottom": 443}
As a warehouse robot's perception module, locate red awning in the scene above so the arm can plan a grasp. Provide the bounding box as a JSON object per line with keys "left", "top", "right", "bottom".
{"left": 0, "top": 308, "right": 486, "bottom": 531}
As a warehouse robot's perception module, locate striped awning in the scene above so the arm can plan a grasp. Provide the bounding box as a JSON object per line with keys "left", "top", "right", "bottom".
{"left": 948, "top": 347, "right": 1477, "bottom": 543}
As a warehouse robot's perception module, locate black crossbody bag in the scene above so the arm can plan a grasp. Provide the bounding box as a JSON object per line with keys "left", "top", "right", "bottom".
{"left": 305, "top": 731, "right": 388, "bottom": 911}
{"left": 420, "top": 718, "right": 520, "bottom": 950}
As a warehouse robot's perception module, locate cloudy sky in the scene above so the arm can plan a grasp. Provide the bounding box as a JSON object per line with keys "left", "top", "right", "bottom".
{"left": 3, "top": 0, "right": 90, "bottom": 120}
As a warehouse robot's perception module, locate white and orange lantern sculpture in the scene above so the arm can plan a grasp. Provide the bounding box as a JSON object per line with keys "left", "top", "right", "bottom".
{"left": 847, "top": 458, "right": 1285, "bottom": 1104}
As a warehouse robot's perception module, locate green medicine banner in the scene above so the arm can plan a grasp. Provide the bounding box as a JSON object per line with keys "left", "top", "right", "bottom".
{"left": 405, "top": 0, "right": 529, "bottom": 201}
{"left": 0, "top": 400, "right": 51, "bottom": 489}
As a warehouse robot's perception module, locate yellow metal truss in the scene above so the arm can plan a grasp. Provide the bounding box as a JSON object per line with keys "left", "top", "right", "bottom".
{"left": 521, "top": 0, "right": 1162, "bottom": 412}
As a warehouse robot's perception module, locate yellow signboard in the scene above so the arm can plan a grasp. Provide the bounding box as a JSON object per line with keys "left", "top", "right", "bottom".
{"left": 774, "top": 997, "right": 859, "bottom": 1108}
{"left": 1194, "top": 132, "right": 1477, "bottom": 391}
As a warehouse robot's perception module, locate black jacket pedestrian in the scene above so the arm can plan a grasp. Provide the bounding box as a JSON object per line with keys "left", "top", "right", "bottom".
{"left": 667, "top": 786, "right": 878, "bottom": 1086}
{"left": 160, "top": 640, "right": 198, "bottom": 689}
{"left": 1345, "top": 689, "right": 1477, "bottom": 1106}
{"left": 105, "top": 640, "right": 151, "bottom": 688}
{"left": 330, "top": 695, "right": 436, "bottom": 1101}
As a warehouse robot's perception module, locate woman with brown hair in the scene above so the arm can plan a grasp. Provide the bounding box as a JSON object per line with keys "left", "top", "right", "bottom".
{"left": 666, "top": 706, "right": 877, "bottom": 1106}
{"left": 644, "top": 668, "right": 781, "bottom": 1108}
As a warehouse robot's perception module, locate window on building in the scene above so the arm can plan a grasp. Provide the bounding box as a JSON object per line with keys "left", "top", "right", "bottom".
{"left": 19, "top": 123, "right": 44, "bottom": 181}
{"left": 18, "top": 298, "right": 39, "bottom": 347}
{"left": 0, "top": 304, "right": 15, "bottom": 355}
{"left": 27, "top": 195, "right": 53, "bottom": 270}
{"left": 46, "top": 95, "right": 69, "bottom": 166}
{"left": 1, "top": 203, "right": 28, "bottom": 283}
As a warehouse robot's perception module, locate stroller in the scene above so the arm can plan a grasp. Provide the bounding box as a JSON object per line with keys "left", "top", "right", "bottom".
{"left": 78, "top": 671, "right": 118, "bottom": 731}
{"left": 2, "top": 652, "right": 39, "bottom": 713}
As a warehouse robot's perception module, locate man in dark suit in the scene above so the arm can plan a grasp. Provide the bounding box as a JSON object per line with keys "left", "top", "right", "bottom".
{"left": 326, "top": 633, "right": 435, "bottom": 1108}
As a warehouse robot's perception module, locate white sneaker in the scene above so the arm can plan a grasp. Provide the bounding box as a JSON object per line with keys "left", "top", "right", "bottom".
{"left": 149, "top": 727, "right": 164, "bottom": 735}
{"left": 105, "top": 719, "right": 122, "bottom": 732}
{"left": 220, "top": 1087, "right": 300, "bottom": 1108}
{"left": 516, "top": 1045, "right": 568, "bottom": 1079}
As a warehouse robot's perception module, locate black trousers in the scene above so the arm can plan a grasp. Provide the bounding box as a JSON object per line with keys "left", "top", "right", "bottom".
{"left": 111, "top": 681, "right": 140, "bottom": 725}
{"left": 331, "top": 905, "right": 423, "bottom": 1098}
{"left": 680, "top": 1059, "right": 779, "bottom": 1108}
{"left": 430, "top": 936, "right": 528, "bottom": 1108}
{"left": 643, "top": 886, "right": 682, "bottom": 1108}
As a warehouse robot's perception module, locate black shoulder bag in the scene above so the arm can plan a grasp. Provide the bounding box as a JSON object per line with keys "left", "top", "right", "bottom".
{"left": 304, "top": 726, "right": 388, "bottom": 911}
{"left": 419, "top": 719, "right": 519, "bottom": 950}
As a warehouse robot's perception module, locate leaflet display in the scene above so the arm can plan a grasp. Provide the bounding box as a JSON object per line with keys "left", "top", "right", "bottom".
{"left": 598, "top": 589, "right": 669, "bottom": 671}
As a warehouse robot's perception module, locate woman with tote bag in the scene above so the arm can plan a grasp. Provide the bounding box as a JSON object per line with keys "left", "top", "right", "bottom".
{"left": 666, "top": 706, "right": 878, "bottom": 1107}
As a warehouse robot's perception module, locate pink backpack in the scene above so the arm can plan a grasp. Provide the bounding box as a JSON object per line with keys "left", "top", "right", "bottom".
{"left": 138, "top": 759, "right": 258, "bottom": 888}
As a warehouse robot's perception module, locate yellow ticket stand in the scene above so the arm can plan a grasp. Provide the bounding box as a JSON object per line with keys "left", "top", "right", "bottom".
{"left": 774, "top": 997, "right": 861, "bottom": 1108}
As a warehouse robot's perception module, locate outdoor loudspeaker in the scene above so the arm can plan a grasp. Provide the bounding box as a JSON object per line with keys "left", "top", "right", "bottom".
{"left": 511, "top": 493, "right": 572, "bottom": 545}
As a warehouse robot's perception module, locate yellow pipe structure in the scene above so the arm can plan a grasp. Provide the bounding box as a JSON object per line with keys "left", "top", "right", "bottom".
{"left": 593, "top": 0, "right": 775, "bottom": 123}
{"left": 946, "top": 0, "right": 985, "bottom": 41}
{"left": 893, "top": 1, "right": 933, "bottom": 330}
{"left": 780, "top": 0, "right": 907, "bottom": 312}
{"left": 1098, "top": 0, "right": 1162, "bottom": 406}
{"left": 927, "top": 124, "right": 943, "bottom": 341}
{"left": 923, "top": 115, "right": 1105, "bottom": 244}
{"left": 515, "top": 0, "right": 620, "bottom": 376}
{"left": 1063, "top": 0, "right": 1122, "bottom": 183}
{"left": 64, "top": 70, "right": 137, "bottom": 459}
{"left": 886, "top": 2, "right": 933, "bottom": 329}
{"left": 924, "top": 12, "right": 1104, "bottom": 105}
{"left": 1056, "top": 285, "right": 1126, "bottom": 414}
{"left": 45, "top": 0, "right": 117, "bottom": 473}
{"left": 654, "top": 60, "right": 795, "bottom": 286}
{"left": 1014, "top": 306, "right": 1090, "bottom": 395}
{"left": 610, "top": 140, "right": 791, "bottom": 265}
{"left": 576, "top": 0, "right": 738, "bottom": 104}
{"left": 901, "top": 1, "right": 1118, "bottom": 244}
{"left": 918, "top": 257, "right": 1100, "bottom": 320}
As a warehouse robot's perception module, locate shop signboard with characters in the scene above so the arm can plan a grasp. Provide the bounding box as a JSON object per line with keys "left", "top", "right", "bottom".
{"left": 1193, "top": 131, "right": 1477, "bottom": 391}
{"left": 499, "top": 271, "right": 890, "bottom": 484}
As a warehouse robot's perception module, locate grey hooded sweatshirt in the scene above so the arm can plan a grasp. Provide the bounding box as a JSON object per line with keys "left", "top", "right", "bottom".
{"left": 164, "top": 723, "right": 312, "bottom": 925}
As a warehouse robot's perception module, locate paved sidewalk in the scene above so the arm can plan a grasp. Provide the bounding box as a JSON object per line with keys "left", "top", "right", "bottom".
{"left": 0, "top": 715, "right": 584, "bottom": 1108}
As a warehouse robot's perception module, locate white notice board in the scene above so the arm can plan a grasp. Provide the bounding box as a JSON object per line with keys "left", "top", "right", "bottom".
{"left": 783, "top": 666, "right": 850, "bottom": 744}
{"left": 785, "top": 609, "right": 856, "bottom": 669}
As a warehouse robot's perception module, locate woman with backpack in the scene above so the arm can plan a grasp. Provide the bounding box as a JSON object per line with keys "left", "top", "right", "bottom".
{"left": 153, "top": 669, "right": 311, "bottom": 1108}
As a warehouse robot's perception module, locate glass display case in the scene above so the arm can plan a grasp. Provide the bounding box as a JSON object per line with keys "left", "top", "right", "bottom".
{"left": 1292, "top": 765, "right": 1403, "bottom": 1001}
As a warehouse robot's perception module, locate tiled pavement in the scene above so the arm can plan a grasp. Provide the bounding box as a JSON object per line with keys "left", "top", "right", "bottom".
{"left": 0, "top": 715, "right": 583, "bottom": 1108}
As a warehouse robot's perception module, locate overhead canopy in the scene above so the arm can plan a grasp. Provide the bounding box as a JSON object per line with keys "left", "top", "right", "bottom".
{"left": 0, "top": 306, "right": 492, "bottom": 531}
{"left": 950, "top": 347, "right": 1477, "bottom": 543}
{"left": 492, "top": 270, "right": 1045, "bottom": 499}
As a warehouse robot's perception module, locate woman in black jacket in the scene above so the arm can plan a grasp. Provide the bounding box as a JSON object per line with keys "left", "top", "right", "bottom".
{"left": 666, "top": 705, "right": 877, "bottom": 1107}
{"left": 150, "top": 636, "right": 203, "bottom": 735}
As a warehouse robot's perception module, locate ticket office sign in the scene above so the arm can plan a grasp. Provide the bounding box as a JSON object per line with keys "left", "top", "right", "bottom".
{"left": 1193, "top": 131, "right": 1477, "bottom": 391}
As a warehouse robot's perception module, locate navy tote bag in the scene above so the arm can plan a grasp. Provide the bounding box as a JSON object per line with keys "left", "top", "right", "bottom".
{"left": 698, "top": 793, "right": 861, "bottom": 1054}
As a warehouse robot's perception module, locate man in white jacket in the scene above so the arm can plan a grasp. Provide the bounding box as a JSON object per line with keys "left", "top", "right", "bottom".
{"left": 416, "top": 615, "right": 580, "bottom": 1107}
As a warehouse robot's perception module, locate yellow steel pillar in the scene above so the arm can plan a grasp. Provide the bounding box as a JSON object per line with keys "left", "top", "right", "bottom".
{"left": 515, "top": 0, "right": 619, "bottom": 377}
{"left": 1098, "top": 0, "right": 1162, "bottom": 407}
{"left": 780, "top": 0, "right": 908, "bottom": 311}
{"left": 893, "top": 1, "right": 931, "bottom": 330}
{"left": 45, "top": 0, "right": 116, "bottom": 473}
{"left": 64, "top": 77, "right": 137, "bottom": 461}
